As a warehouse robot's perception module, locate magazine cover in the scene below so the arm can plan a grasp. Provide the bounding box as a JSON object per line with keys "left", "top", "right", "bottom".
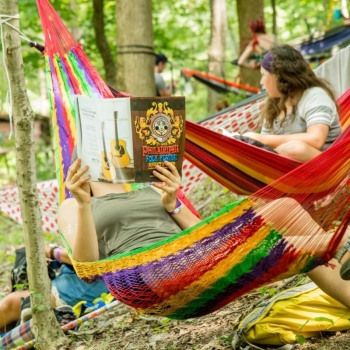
{"left": 75, "top": 95, "right": 186, "bottom": 183}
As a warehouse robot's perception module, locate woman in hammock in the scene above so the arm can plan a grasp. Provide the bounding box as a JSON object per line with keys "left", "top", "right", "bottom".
{"left": 60, "top": 157, "right": 350, "bottom": 312}
{"left": 59, "top": 159, "right": 201, "bottom": 263}
{"left": 243, "top": 44, "right": 342, "bottom": 162}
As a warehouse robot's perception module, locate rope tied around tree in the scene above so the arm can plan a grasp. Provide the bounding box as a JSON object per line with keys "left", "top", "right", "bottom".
{"left": 0, "top": 13, "right": 38, "bottom": 139}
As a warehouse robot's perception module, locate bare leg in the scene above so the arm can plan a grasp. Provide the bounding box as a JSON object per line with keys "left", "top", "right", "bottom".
{"left": 257, "top": 198, "right": 350, "bottom": 255}
{"left": 0, "top": 290, "right": 29, "bottom": 332}
{"left": 257, "top": 198, "right": 350, "bottom": 308}
{"left": 307, "top": 255, "right": 350, "bottom": 309}
{"left": 275, "top": 140, "right": 321, "bottom": 162}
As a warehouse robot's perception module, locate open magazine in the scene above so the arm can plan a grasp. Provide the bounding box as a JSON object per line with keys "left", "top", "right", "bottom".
{"left": 75, "top": 95, "right": 186, "bottom": 183}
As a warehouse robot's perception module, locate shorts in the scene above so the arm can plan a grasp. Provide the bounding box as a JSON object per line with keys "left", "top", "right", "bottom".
{"left": 51, "top": 264, "right": 109, "bottom": 307}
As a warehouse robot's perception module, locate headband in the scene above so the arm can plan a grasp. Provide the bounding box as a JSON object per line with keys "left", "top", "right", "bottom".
{"left": 261, "top": 50, "right": 274, "bottom": 72}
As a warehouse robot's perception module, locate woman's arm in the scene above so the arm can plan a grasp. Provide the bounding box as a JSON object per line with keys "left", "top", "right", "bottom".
{"left": 58, "top": 199, "right": 99, "bottom": 262}
{"left": 243, "top": 123, "right": 329, "bottom": 150}
{"left": 58, "top": 159, "right": 100, "bottom": 262}
{"left": 45, "top": 244, "right": 72, "bottom": 265}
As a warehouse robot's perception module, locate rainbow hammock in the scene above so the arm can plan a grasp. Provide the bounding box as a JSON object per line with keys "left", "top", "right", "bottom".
{"left": 37, "top": 0, "right": 350, "bottom": 319}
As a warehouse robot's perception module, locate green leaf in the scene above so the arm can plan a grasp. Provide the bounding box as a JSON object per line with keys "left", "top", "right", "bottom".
{"left": 259, "top": 287, "right": 267, "bottom": 295}
{"left": 161, "top": 318, "right": 171, "bottom": 325}
{"left": 314, "top": 317, "right": 334, "bottom": 325}
{"left": 30, "top": 291, "right": 42, "bottom": 299}
{"left": 37, "top": 305, "right": 45, "bottom": 311}
{"left": 268, "top": 288, "right": 276, "bottom": 296}
{"left": 296, "top": 334, "right": 307, "bottom": 345}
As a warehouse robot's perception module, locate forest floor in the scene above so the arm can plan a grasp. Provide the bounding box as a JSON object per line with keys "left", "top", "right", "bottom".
{"left": 1, "top": 179, "right": 350, "bottom": 350}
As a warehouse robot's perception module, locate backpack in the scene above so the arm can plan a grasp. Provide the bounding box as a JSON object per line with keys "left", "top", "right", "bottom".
{"left": 11, "top": 247, "right": 56, "bottom": 292}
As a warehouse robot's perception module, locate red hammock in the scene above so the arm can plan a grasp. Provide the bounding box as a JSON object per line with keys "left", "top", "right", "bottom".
{"left": 181, "top": 68, "right": 261, "bottom": 96}
{"left": 185, "top": 87, "right": 350, "bottom": 195}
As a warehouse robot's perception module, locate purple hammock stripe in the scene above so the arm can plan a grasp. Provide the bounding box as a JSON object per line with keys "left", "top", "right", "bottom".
{"left": 48, "top": 56, "right": 72, "bottom": 198}
{"left": 71, "top": 47, "right": 103, "bottom": 97}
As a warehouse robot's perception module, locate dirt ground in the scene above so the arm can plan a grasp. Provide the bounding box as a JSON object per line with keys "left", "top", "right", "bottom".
{"left": 52, "top": 290, "right": 350, "bottom": 350}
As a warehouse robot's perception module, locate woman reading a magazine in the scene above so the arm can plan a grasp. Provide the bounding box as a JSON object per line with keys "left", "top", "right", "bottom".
{"left": 58, "top": 158, "right": 201, "bottom": 262}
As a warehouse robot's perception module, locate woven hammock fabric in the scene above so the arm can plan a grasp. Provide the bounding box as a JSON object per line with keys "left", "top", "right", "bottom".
{"left": 36, "top": 0, "right": 350, "bottom": 320}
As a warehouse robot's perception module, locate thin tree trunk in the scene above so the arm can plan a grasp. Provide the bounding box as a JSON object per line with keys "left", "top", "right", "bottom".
{"left": 271, "top": 0, "right": 277, "bottom": 36}
{"left": 116, "top": 0, "right": 155, "bottom": 96}
{"left": 236, "top": 0, "right": 264, "bottom": 88}
{"left": 93, "top": 0, "right": 117, "bottom": 87}
{"left": 1, "top": 1, "right": 67, "bottom": 348}
{"left": 208, "top": 0, "right": 227, "bottom": 114}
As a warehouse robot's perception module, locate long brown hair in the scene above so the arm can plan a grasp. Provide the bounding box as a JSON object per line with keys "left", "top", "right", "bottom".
{"left": 261, "top": 45, "right": 337, "bottom": 129}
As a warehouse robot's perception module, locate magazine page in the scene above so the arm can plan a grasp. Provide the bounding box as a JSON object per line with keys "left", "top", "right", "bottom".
{"left": 75, "top": 95, "right": 134, "bottom": 183}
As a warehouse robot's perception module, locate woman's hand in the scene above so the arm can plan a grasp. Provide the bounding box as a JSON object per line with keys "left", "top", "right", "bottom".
{"left": 65, "top": 158, "right": 91, "bottom": 205}
{"left": 151, "top": 161, "right": 181, "bottom": 212}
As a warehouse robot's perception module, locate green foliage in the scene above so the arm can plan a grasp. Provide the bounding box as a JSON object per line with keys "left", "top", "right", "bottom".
{"left": 0, "top": 141, "right": 55, "bottom": 187}
{"left": 13, "top": 283, "right": 28, "bottom": 291}
{"left": 296, "top": 320, "right": 309, "bottom": 345}
{"left": 268, "top": 287, "right": 276, "bottom": 296}
{"left": 259, "top": 286, "right": 276, "bottom": 296}
{"left": 296, "top": 334, "right": 307, "bottom": 345}
{"left": 259, "top": 286, "right": 267, "bottom": 296}
{"left": 36, "top": 304, "right": 46, "bottom": 311}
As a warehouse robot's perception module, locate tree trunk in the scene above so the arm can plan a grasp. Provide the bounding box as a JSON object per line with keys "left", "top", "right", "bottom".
{"left": 0, "top": 1, "right": 67, "bottom": 349}
{"left": 207, "top": 0, "right": 227, "bottom": 113}
{"left": 271, "top": 0, "right": 277, "bottom": 36}
{"left": 236, "top": 0, "right": 264, "bottom": 88}
{"left": 116, "top": 0, "right": 155, "bottom": 96}
{"left": 93, "top": 0, "right": 117, "bottom": 87}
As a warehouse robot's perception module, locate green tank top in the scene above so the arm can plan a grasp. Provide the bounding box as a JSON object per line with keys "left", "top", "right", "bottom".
{"left": 91, "top": 186, "right": 182, "bottom": 259}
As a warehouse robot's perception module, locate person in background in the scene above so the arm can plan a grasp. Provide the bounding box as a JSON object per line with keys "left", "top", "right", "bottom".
{"left": 154, "top": 53, "right": 171, "bottom": 96}
{"left": 242, "top": 44, "right": 342, "bottom": 162}
{"left": 237, "top": 19, "right": 277, "bottom": 69}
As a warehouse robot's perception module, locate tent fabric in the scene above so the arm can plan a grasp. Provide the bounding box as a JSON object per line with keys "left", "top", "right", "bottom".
{"left": 0, "top": 180, "right": 59, "bottom": 233}
{"left": 295, "top": 26, "right": 350, "bottom": 57}
{"left": 314, "top": 44, "right": 350, "bottom": 100}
